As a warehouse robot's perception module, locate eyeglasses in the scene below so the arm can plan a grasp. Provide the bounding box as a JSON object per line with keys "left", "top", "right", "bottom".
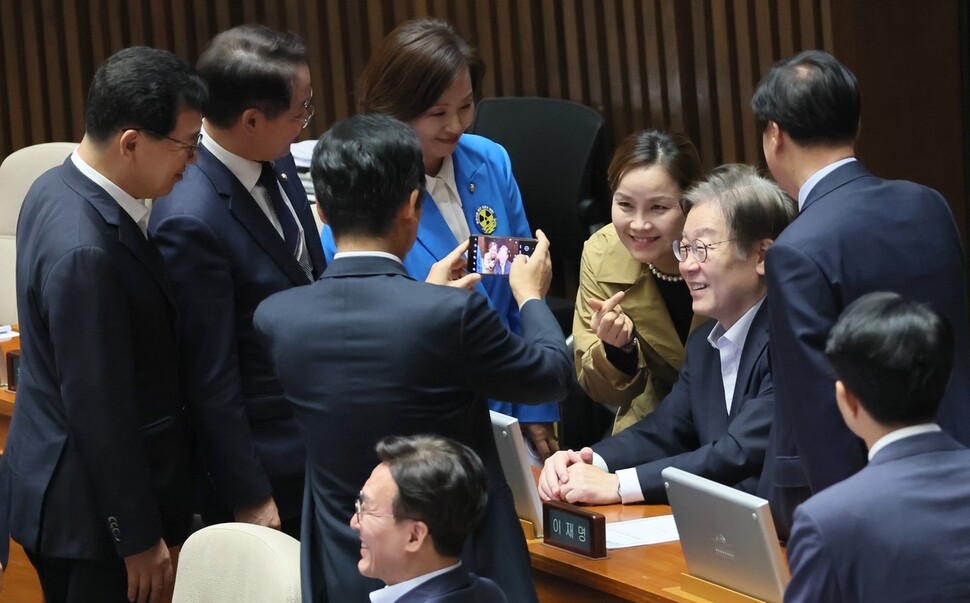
{"left": 136, "top": 129, "right": 202, "bottom": 157}
{"left": 673, "top": 239, "right": 736, "bottom": 263}
{"left": 291, "top": 90, "right": 315, "bottom": 129}
{"left": 355, "top": 493, "right": 397, "bottom": 523}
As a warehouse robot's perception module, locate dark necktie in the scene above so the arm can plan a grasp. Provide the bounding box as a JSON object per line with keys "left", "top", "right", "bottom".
{"left": 259, "top": 162, "right": 313, "bottom": 281}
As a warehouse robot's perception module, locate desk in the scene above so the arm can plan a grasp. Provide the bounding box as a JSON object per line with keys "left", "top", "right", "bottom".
{"left": 0, "top": 326, "right": 19, "bottom": 453}
{"left": 529, "top": 502, "right": 694, "bottom": 602}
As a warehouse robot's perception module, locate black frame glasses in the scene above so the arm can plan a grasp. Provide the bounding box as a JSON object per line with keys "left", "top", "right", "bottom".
{"left": 136, "top": 129, "right": 202, "bottom": 157}
{"left": 673, "top": 239, "right": 736, "bottom": 263}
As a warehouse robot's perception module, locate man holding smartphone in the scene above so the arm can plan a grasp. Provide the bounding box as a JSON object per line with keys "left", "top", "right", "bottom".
{"left": 253, "top": 113, "right": 571, "bottom": 602}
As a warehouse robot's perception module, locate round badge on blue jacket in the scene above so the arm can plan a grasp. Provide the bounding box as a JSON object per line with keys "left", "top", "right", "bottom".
{"left": 475, "top": 205, "right": 497, "bottom": 234}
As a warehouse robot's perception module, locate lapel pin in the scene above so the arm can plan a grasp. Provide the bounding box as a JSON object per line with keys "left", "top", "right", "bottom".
{"left": 280, "top": 173, "right": 288, "bottom": 181}
{"left": 469, "top": 183, "right": 475, "bottom": 193}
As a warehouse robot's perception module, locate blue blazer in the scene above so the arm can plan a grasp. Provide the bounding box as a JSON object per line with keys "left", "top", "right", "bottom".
{"left": 320, "top": 134, "right": 558, "bottom": 422}
{"left": 785, "top": 430, "right": 970, "bottom": 603}
{"left": 760, "top": 161, "right": 970, "bottom": 538}
{"left": 593, "top": 305, "right": 772, "bottom": 502}
{"left": 2, "top": 159, "right": 193, "bottom": 560}
{"left": 396, "top": 567, "right": 508, "bottom": 602}
{"left": 253, "top": 255, "right": 571, "bottom": 603}
{"left": 149, "top": 146, "right": 326, "bottom": 524}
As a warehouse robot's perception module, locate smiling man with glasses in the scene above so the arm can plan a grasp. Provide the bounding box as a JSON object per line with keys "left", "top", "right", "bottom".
{"left": 148, "top": 24, "right": 327, "bottom": 542}
{"left": 352, "top": 435, "right": 507, "bottom": 602}
{"left": 539, "top": 164, "right": 795, "bottom": 507}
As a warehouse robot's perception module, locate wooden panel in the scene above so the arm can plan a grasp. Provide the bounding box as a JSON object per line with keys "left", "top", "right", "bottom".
{"left": 0, "top": 0, "right": 964, "bottom": 221}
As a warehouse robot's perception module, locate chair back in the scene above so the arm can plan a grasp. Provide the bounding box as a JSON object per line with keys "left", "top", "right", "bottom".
{"left": 0, "top": 142, "right": 76, "bottom": 324}
{"left": 173, "top": 523, "right": 301, "bottom": 603}
{"left": 470, "top": 97, "right": 609, "bottom": 303}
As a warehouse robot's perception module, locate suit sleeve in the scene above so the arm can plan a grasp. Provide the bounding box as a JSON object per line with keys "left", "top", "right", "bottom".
{"left": 767, "top": 243, "right": 867, "bottom": 492}
{"left": 150, "top": 213, "right": 272, "bottom": 511}
{"left": 784, "top": 507, "right": 843, "bottom": 603}
{"left": 485, "top": 141, "right": 560, "bottom": 422}
{"left": 44, "top": 247, "right": 162, "bottom": 556}
{"left": 463, "top": 295, "right": 572, "bottom": 404}
{"left": 594, "top": 333, "right": 772, "bottom": 502}
{"left": 573, "top": 243, "right": 647, "bottom": 409}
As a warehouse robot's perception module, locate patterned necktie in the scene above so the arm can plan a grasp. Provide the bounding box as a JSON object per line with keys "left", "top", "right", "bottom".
{"left": 259, "top": 162, "right": 313, "bottom": 281}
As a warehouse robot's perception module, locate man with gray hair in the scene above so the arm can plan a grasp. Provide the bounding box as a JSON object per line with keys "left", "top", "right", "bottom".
{"left": 539, "top": 164, "right": 795, "bottom": 505}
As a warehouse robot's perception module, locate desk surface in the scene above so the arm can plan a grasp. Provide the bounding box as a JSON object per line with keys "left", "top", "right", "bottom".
{"left": 529, "top": 501, "right": 694, "bottom": 602}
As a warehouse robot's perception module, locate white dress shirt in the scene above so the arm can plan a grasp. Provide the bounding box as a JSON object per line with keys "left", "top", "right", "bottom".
{"left": 868, "top": 423, "right": 942, "bottom": 461}
{"left": 797, "top": 157, "right": 857, "bottom": 211}
{"left": 369, "top": 561, "right": 462, "bottom": 603}
{"left": 425, "top": 155, "right": 470, "bottom": 245}
{"left": 71, "top": 151, "right": 150, "bottom": 237}
{"left": 201, "top": 126, "right": 310, "bottom": 263}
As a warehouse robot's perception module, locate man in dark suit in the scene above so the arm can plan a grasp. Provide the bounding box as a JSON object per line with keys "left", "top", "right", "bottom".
{"left": 538, "top": 165, "right": 794, "bottom": 504}
{"left": 254, "top": 114, "right": 571, "bottom": 602}
{"left": 0, "top": 47, "right": 206, "bottom": 603}
{"left": 149, "top": 25, "right": 326, "bottom": 538}
{"left": 353, "top": 435, "right": 507, "bottom": 603}
{"left": 785, "top": 292, "right": 970, "bottom": 602}
{"left": 751, "top": 50, "right": 970, "bottom": 538}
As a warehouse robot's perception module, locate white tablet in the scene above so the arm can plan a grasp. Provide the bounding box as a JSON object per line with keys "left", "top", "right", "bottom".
{"left": 490, "top": 410, "right": 544, "bottom": 537}
{"left": 662, "top": 466, "right": 789, "bottom": 603}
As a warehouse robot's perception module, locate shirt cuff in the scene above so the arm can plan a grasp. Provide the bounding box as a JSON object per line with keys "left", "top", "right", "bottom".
{"left": 518, "top": 297, "right": 540, "bottom": 309}
{"left": 616, "top": 468, "right": 645, "bottom": 504}
{"left": 591, "top": 451, "right": 610, "bottom": 471}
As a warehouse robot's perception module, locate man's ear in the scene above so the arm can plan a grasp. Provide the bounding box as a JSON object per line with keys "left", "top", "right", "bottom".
{"left": 835, "top": 380, "right": 860, "bottom": 427}
{"left": 403, "top": 520, "right": 430, "bottom": 553}
{"left": 241, "top": 107, "right": 262, "bottom": 135}
{"left": 316, "top": 204, "right": 328, "bottom": 225}
{"left": 119, "top": 129, "right": 140, "bottom": 157}
{"left": 763, "top": 121, "right": 783, "bottom": 154}
{"left": 755, "top": 238, "right": 773, "bottom": 276}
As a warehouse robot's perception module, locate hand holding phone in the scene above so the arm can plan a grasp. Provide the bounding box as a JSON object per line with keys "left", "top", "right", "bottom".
{"left": 467, "top": 235, "right": 539, "bottom": 277}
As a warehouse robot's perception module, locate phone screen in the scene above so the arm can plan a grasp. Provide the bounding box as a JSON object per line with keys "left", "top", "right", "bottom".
{"left": 467, "top": 235, "right": 538, "bottom": 276}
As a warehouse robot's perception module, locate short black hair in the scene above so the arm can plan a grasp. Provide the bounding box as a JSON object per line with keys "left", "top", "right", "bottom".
{"left": 85, "top": 46, "right": 207, "bottom": 144}
{"left": 311, "top": 114, "right": 424, "bottom": 239}
{"left": 751, "top": 50, "right": 861, "bottom": 146}
{"left": 825, "top": 292, "right": 954, "bottom": 426}
{"left": 376, "top": 435, "right": 488, "bottom": 558}
{"left": 197, "top": 24, "right": 308, "bottom": 128}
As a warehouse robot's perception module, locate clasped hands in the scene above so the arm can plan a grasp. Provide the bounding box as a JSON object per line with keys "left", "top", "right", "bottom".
{"left": 538, "top": 447, "right": 621, "bottom": 505}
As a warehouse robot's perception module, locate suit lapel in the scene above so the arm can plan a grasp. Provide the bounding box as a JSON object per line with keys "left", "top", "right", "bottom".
{"left": 197, "top": 147, "right": 311, "bottom": 285}
{"left": 413, "top": 188, "right": 460, "bottom": 263}
{"left": 729, "top": 303, "right": 769, "bottom": 419}
{"left": 61, "top": 160, "right": 177, "bottom": 309}
{"left": 276, "top": 154, "right": 327, "bottom": 278}
{"left": 802, "top": 160, "right": 870, "bottom": 213}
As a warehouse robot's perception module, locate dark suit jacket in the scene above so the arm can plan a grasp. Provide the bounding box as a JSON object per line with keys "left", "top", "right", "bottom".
{"left": 149, "top": 146, "right": 326, "bottom": 524}
{"left": 1, "top": 159, "right": 193, "bottom": 560}
{"left": 253, "top": 255, "right": 571, "bottom": 603}
{"left": 785, "top": 430, "right": 970, "bottom": 603}
{"left": 761, "top": 161, "right": 970, "bottom": 538}
{"left": 593, "top": 306, "right": 772, "bottom": 502}
{"left": 396, "top": 567, "right": 508, "bottom": 602}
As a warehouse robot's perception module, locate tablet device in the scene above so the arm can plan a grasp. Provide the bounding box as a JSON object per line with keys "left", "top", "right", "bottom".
{"left": 662, "top": 466, "right": 789, "bottom": 603}
{"left": 490, "top": 410, "right": 544, "bottom": 537}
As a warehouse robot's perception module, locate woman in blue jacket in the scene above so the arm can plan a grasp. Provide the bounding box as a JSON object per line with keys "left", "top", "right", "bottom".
{"left": 321, "top": 18, "right": 560, "bottom": 457}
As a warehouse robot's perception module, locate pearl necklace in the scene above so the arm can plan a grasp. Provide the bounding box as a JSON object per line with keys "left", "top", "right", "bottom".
{"left": 648, "top": 263, "right": 683, "bottom": 283}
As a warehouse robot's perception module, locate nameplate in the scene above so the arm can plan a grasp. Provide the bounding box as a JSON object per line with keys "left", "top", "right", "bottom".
{"left": 542, "top": 500, "right": 607, "bottom": 559}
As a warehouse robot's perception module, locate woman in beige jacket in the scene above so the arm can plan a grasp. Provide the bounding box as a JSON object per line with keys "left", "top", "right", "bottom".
{"left": 573, "top": 131, "right": 706, "bottom": 434}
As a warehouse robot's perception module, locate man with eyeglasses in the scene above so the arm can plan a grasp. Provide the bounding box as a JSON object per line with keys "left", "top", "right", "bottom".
{"left": 149, "top": 25, "right": 326, "bottom": 539}
{"left": 3, "top": 46, "right": 206, "bottom": 603}
{"left": 352, "top": 435, "right": 507, "bottom": 602}
{"left": 539, "top": 164, "right": 795, "bottom": 506}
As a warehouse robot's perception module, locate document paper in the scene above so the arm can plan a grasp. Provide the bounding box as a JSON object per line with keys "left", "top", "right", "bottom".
{"left": 605, "top": 514, "right": 680, "bottom": 549}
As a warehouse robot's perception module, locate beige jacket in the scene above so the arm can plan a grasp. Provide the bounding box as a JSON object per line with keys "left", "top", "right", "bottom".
{"left": 572, "top": 225, "right": 707, "bottom": 434}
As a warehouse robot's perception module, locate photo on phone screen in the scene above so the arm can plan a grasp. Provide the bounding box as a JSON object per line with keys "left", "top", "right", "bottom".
{"left": 467, "top": 235, "right": 538, "bottom": 276}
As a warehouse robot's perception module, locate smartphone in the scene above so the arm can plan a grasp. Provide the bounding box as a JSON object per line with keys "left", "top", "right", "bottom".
{"left": 467, "top": 235, "right": 538, "bottom": 276}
